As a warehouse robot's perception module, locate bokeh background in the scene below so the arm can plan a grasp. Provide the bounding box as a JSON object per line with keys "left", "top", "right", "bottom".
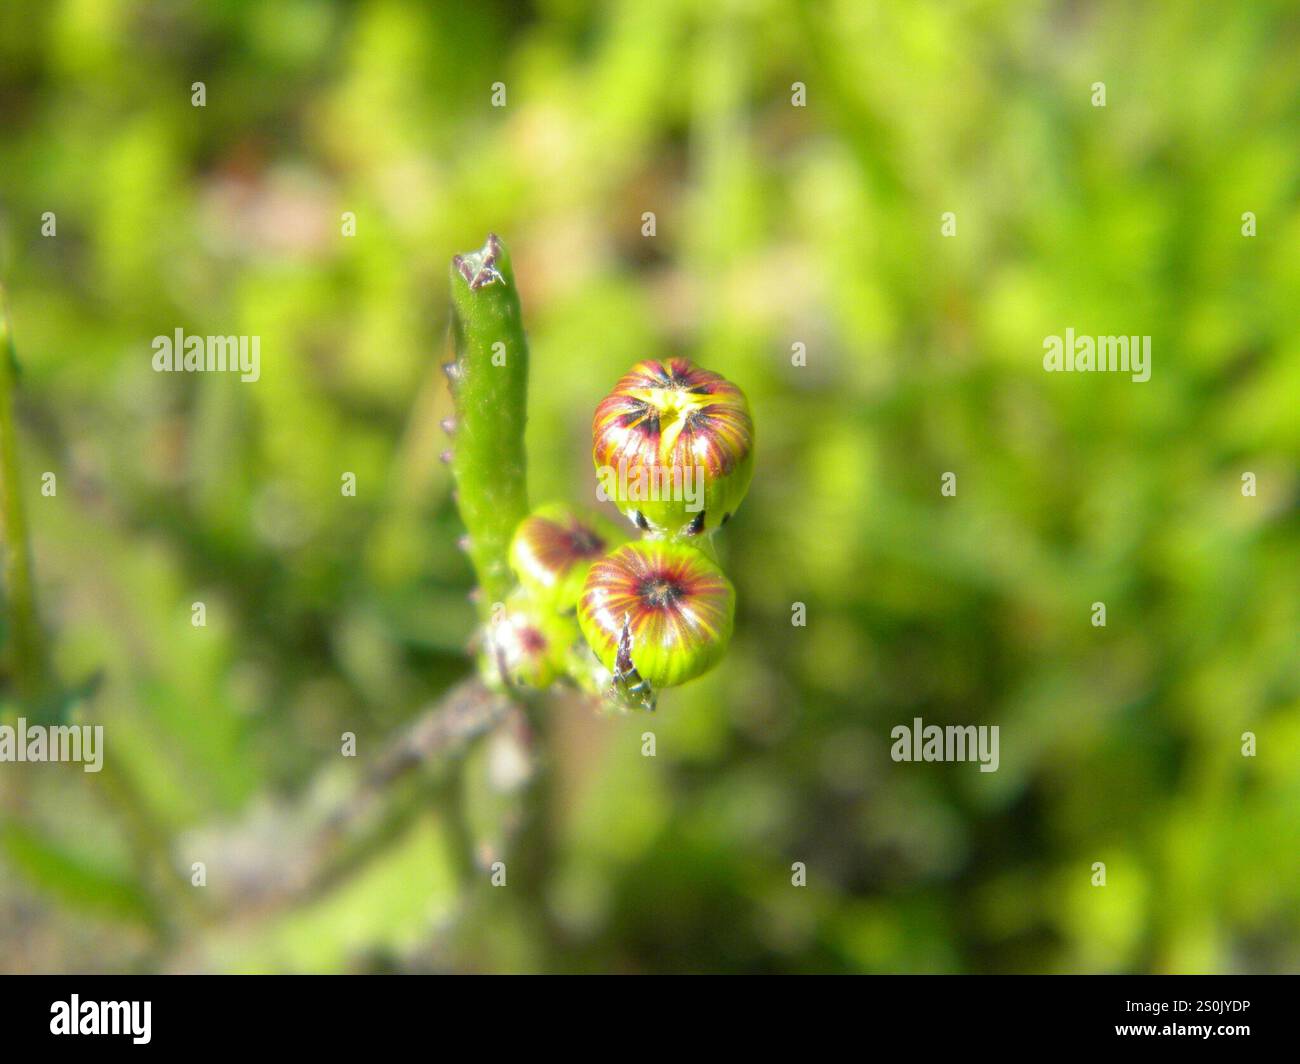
{"left": 0, "top": 0, "right": 1297, "bottom": 973}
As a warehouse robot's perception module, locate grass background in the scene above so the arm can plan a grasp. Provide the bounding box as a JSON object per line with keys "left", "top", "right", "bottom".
{"left": 0, "top": 0, "right": 1297, "bottom": 972}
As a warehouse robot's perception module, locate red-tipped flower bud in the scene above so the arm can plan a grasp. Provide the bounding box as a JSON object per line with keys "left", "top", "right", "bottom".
{"left": 592, "top": 358, "right": 754, "bottom": 537}
{"left": 577, "top": 541, "right": 735, "bottom": 692}
{"left": 483, "top": 591, "right": 573, "bottom": 690}
{"left": 508, "top": 503, "right": 623, "bottom": 612}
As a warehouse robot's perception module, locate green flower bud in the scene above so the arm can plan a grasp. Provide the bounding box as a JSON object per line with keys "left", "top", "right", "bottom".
{"left": 592, "top": 358, "right": 754, "bottom": 537}
{"left": 508, "top": 503, "right": 623, "bottom": 613}
{"left": 577, "top": 541, "right": 735, "bottom": 694}
{"left": 482, "top": 590, "right": 573, "bottom": 690}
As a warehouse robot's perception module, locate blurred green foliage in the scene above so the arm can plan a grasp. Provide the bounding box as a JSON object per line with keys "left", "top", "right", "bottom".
{"left": 0, "top": 0, "right": 1297, "bottom": 973}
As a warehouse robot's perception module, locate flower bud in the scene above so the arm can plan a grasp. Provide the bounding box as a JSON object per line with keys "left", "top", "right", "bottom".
{"left": 577, "top": 541, "right": 735, "bottom": 692}
{"left": 508, "top": 503, "right": 623, "bottom": 613}
{"left": 592, "top": 358, "right": 753, "bottom": 537}
{"left": 482, "top": 590, "right": 573, "bottom": 690}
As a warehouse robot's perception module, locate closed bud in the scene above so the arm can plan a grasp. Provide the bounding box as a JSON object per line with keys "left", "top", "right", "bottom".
{"left": 483, "top": 590, "right": 573, "bottom": 690}
{"left": 509, "top": 503, "right": 623, "bottom": 613}
{"left": 577, "top": 541, "right": 734, "bottom": 692}
{"left": 592, "top": 358, "right": 754, "bottom": 537}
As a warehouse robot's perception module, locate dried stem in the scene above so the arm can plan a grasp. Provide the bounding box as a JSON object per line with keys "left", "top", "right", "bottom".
{"left": 215, "top": 677, "right": 515, "bottom": 923}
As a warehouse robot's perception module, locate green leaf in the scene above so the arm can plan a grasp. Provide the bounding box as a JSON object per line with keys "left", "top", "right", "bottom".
{"left": 0, "top": 818, "right": 156, "bottom": 926}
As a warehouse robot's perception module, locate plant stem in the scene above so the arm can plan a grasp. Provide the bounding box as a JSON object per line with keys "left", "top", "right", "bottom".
{"left": 217, "top": 677, "right": 514, "bottom": 922}
{"left": 0, "top": 284, "right": 50, "bottom": 702}
{"left": 447, "top": 234, "right": 530, "bottom": 616}
{"left": 513, "top": 696, "right": 565, "bottom": 966}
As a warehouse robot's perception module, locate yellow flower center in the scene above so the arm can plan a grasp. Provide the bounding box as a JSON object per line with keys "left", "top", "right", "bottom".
{"left": 625, "top": 385, "right": 719, "bottom": 455}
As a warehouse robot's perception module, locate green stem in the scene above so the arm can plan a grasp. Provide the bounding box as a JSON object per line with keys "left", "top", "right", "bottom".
{"left": 0, "top": 285, "right": 50, "bottom": 702}
{"left": 513, "top": 698, "right": 564, "bottom": 967}
{"left": 687, "top": 532, "right": 720, "bottom": 564}
{"left": 447, "top": 234, "right": 530, "bottom": 617}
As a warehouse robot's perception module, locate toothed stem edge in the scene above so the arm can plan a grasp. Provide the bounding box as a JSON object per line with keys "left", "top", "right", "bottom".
{"left": 447, "top": 235, "right": 530, "bottom": 618}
